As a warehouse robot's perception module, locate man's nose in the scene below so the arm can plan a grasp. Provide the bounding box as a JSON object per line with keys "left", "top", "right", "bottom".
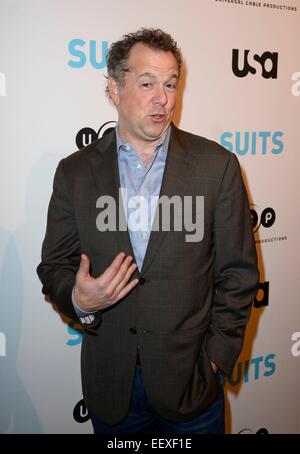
{"left": 153, "top": 86, "right": 168, "bottom": 105}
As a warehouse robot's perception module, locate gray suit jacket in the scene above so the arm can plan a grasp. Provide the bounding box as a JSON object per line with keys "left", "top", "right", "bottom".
{"left": 37, "top": 125, "right": 259, "bottom": 424}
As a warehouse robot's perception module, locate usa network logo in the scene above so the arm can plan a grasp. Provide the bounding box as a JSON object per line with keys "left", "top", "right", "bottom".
{"left": 232, "top": 49, "right": 278, "bottom": 79}
{"left": 68, "top": 39, "right": 109, "bottom": 69}
{"left": 220, "top": 131, "right": 284, "bottom": 156}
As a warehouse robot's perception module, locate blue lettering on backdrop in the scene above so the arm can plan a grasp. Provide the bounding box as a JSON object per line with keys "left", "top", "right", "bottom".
{"left": 220, "top": 131, "right": 284, "bottom": 155}
{"left": 220, "top": 132, "right": 233, "bottom": 152}
{"left": 66, "top": 322, "right": 83, "bottom": 346}
{"left": 264, "top": 353, "right": 276, "bottom": 377}
{"left": 68, "top": 39, "right": 86, "bottom": 68}
{"left": 227, "top": 353, "right": 276, "bottom": 386}
{"left": 272, "top": 131, "right": 284, "bottom": 154}
{"left": 258, "top": 132, "right": 271, "bottom": 155}
{"left": 68, "top": 39, "right": 109, "bottom": 69}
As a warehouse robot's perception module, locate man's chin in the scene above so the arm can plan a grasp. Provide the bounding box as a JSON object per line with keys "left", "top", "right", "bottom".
{"left": 143, "top": 123, "right": 169, "bottom": 141}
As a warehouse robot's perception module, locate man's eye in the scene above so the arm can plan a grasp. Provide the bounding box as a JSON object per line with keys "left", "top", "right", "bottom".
{"left": 142, "top": 83, "right": 152, "bottom": 88}
{"left": 166, "top": 84, "right": 177, "bottom": 90}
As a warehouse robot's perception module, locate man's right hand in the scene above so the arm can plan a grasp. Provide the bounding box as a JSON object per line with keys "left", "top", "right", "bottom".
{"left": 73, "top": 253, "right": 139, "bottom": 312}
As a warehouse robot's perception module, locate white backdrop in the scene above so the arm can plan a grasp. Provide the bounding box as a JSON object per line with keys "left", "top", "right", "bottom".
{"left": 0, "top": 0, "right": 299, "bottom": 434}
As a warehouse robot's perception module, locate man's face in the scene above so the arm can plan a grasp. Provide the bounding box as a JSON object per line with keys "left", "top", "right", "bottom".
{"left": 109, "top": 43, "right": 179, "bottom": 146}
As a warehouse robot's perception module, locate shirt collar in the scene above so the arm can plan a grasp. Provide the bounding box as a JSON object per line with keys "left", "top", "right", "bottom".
{"left": 115, "top": 124, "right": 171, "bottom": 154}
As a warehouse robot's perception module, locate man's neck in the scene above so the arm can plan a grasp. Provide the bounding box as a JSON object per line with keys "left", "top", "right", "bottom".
{"left": 117, "top": 127, "right": 169, "bottom": 164}
{"left": 119, "top": 134, "right": 159, "bottom": 157}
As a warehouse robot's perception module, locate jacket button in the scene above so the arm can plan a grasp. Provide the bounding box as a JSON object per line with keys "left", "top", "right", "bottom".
{"left": 139, "top": 277, "right": 146, "bottom": 285}
{"left": 129, "top": 327, "right": 137, "bottom": 334}
{"left": 141, "top": 329, "right": 152, "bottom": 335}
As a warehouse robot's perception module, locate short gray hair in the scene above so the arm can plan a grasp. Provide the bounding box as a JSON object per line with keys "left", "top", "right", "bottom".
{"left": 105, "top": 28, "right": 182, "bottom": 96}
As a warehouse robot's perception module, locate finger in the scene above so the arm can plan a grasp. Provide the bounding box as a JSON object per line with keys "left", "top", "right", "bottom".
{"left": 113, "top": 262, "right": 137, "bottom": 295}
{"left": 116, "top": 278, "right": 140, "bottom": 301}
{"left": 102, "top": 265, "right": 138, "bottom": 307}
{"left": 107, "top": 256, "right": 135, "bottom": 291}
{"left": 78, "top": 254, "right": 91, "bottom": 278}
{"left": 99, "top": 252, "right": 126, "bottom": 283}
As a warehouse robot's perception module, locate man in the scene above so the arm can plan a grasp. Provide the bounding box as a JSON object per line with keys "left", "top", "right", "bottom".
{"left": 37, "top": 28, "right": 259, "bottom": 434}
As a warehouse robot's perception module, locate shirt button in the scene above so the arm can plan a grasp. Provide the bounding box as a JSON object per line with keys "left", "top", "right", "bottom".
{"left": 139, "top": 277, "right": 146, "bottom": 285}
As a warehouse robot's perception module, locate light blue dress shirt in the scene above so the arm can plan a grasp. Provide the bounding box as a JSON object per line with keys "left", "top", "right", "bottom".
{"left": 74, "top": 125, "right": 170, "bottom": 321}
{"left": 116, "top": 126, "right": 170, "bottom": 271}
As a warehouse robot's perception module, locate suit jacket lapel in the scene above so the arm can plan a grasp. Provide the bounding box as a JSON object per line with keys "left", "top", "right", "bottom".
{"left": 89, "top": 131, "right": 135, "bottom": 258}
{"left": 140, "top": 125, "right": 195, "bottom": 276}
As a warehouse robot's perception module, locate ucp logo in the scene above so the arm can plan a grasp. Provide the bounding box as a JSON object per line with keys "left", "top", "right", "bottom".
{"left": 76, "top": 121, "right": 117, "bottom": 149}
{"left": 73, "top": 399, "right": 90, "bottom": 423}
{"left": 250, "top": 204, "right": 276, "bottom": 233}
{"left": 66, "top": 321, "right": 83, "bottom": 346}
{"left": 238, "top": 428, "right": 269, "bottom": 434}
{"left": 68, "top": 39, "right": 109, "bottom": 69}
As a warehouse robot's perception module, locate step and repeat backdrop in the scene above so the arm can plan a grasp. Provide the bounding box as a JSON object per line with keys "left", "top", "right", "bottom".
{"left": 0, "top": 0, "right": 299, "bottom": 434}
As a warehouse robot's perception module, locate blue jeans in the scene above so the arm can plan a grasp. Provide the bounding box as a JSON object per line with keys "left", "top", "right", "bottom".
{"left": 90, "top": 366, "right": 225, "bottom": 434}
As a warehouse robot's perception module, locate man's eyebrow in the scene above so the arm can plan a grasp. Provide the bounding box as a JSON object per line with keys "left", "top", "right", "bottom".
{"left": 167, "top": 74, "right": 179, "bottom": 81}
{"left": 138, "top": 72, "right": 179, "bottom": 80}
{"left": 138, "top": 72, "right": 156, "bottom": 79}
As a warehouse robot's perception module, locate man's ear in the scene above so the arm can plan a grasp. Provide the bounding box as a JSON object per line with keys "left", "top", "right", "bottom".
{"left": 108, "top": 77, "right": 120, "bottom": 106}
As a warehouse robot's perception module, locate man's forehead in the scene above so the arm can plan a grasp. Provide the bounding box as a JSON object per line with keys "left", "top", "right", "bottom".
{"left": 127, "top": 43, "right": 178, "bottom": 72}
{"left": 128, "top": 43, "right": 177, "bottom": 65}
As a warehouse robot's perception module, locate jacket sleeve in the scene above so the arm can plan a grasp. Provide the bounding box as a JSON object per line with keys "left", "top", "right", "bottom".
{"left": 205, "top": 152, "right": 259, "bottom": 377}
{"left": 36, "top": 159, "right": 102, "bottom": 329}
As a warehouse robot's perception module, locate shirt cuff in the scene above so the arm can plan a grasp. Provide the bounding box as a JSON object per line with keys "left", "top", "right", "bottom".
{"left": 72, "top": 286, "right": 97, "bottom": 324}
